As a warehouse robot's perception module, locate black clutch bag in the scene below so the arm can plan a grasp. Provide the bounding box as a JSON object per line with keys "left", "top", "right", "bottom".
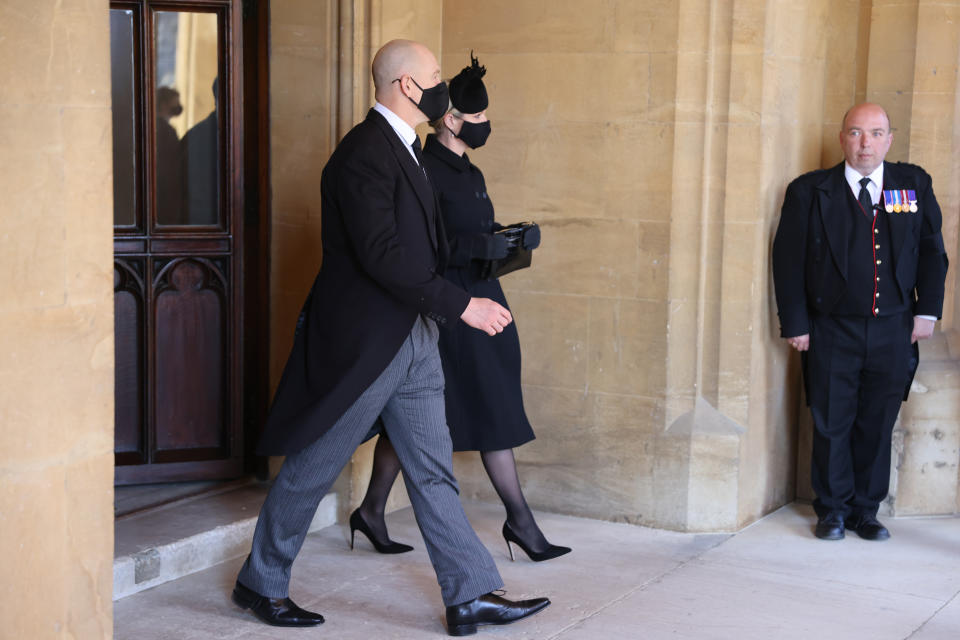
{"left": 479, "top": 222, "right": 536, "bottom": 281}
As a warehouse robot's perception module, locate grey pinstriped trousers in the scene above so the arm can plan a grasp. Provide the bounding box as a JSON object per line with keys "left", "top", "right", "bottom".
{"left": 237, "top": 316, "right": 504, "bottom": 606}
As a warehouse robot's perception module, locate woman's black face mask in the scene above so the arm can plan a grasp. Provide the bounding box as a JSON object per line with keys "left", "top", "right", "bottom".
{"left": 454, "top": 118, "right": 491, "bottom": 149}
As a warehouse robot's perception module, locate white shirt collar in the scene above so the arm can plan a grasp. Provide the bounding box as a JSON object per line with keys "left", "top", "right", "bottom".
{"left": 373, "top": 102, "right": 419, "bottom": 162}
{"left": 844, "top": 162, "right": 884, "bottom": 205}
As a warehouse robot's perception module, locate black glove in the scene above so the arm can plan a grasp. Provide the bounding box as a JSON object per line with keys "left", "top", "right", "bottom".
{"left": 469, "top": 232, "right": 508, "bottom": 259}
{"left": 521, "top": 223, "right": 541, "bottom": 250}
{"left": 485, "top": 233, "right": 509, "bottom": 259}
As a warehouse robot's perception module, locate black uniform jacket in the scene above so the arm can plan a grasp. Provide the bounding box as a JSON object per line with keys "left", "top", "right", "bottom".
{"left": 257, "top": 109, "right": 471, "bottom": 455}
{"left": 772, "top": 161, "right": 948, "bottom": 339}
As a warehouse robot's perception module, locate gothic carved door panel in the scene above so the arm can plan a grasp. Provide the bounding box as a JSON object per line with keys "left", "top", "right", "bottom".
{"left": 110, "top": 0, "right": 265, "bottom": 483}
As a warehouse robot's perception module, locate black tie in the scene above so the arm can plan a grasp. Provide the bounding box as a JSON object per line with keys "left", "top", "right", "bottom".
{"left": 858, "top": 177, "right": 873, "bottom": 216}
{"left": 411, "top": 136, "right": 431, "bottom": 185}
{"left": 411, "top": 136, "right": 424, "bottom": 165}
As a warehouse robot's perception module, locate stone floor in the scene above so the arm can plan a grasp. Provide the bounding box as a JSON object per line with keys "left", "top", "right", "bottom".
{"left": 114, "top": 502, "right": 960, "bottom": 639}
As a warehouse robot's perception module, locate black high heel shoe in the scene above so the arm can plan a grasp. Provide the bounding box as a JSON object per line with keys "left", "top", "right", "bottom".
{"left": 349, "top": 508, "right": 414, "bottom": 554}
{"left": 502, "top": 522, "right": 571, "bottom": 562}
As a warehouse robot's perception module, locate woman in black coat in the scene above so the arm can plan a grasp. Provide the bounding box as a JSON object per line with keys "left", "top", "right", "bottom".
{"left": 348, "top": 55, "right": 570, "bottom": 562}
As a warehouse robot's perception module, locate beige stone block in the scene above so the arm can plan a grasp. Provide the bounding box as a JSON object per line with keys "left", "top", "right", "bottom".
{"left": 894, "top": 417, "right": 960, "bottom": 516}
{"left": 603, "top": 123, "right": 676, "bottom": 221}
{"left": 0, "top": 104, "right": 67, "bottom": 312}
{"left": 0, "top": 1, "right": 110, "bottom": 108}
{"left": 651, "top": 428, "right": 691, "bottom": 528}
{"left": 588, "top": 298, "right": 668, "bottom": 397}
{"left": 670, "top": 121, "right": 707, "bottom": 202}
{"left": 516, "top": 384, "right": 593, "bottom": 460}
{"left": 508, "top": 217, "right": 640, "bottom": 298}
{"left": 470, "top": 122, "right": 597, "bottom": 222}
{"left": 730, "top": 0, "right": 765, "bottom": 56}
{"left": 764, "top": 58, "right": 825, "bottom": 135}
{"left": 0, "top": 465, "right": 70, "bottom": 639}
{"left": 675, "top": 0, "right": 712, "bottom": 55}
{"left": 508, "top": 293, "right": 589, "bottom": 389}
{"left": 723, "top": 126, "right": 763, "bottom": 222}
{"left": 483, "top": 120, "right": 675, "bottom": 225}
{"left": 63, "top": 106, "right": 115, "bottom": 306}
{"left": 768, "top": 0, "right": 830, "bottom": 61}
{"left": 567, "top": 393, "right": 660, "bottom": 522}
{"left": 717, "top": 308, "right": 754, "bottom": 425}
{"left": 648, "top": 53, "right": 678, "bottom": 122}
{"left": 442, "top": 0, "right": 615, "bottom": 54}
{"left": 673, "top": 52, "right": 709, "bottom": 120}
{"left": 380, "top": 0, "right": 442, "bottom": 54}
{"left": 913, "top": 4, "right": 960, "bottom": 94}
{"left": 821, "top": 92, "right": 855, "bottom": 128}
{"left": 719, "top": 221, "right": 761, "bottom": 301}
{"left": 737, "top": 349, "right": 800, "bottom": 523}
{"left": 865, "top": 3, "right": 919, "bottom": 93}
{"left": 687, "top": 428, "right": 743, "bottom": 530}
{"left": 681, "top": 397, "right": 745, "bottom": 532}
{"left": 271, "top": 1, "right": 334, "bottom": 47}
{"left": 728, "top": 54, "right": 762, "bottom": 124}
{"left": 664, "top": 195, "right": 702, "bottom": 299}
{"left": 511, "top": 388, "right": 662, "bottom": 523}
{"left": 450, "top": 52, "right": 650, "bottom": 125}
{"left": 0, "top": 304, "right": 114, "bottom": 463}
{"left": 906, "top": 93, "right": 958, "bottom": 169}
{"left": 611, "top": 0, "right": 681, "bottom": 53}
{"left": 63, "top": 453, "right": 114, "bottom": 639}
{"left": 637, "top": 221, "right": 670, "bottom": 300}
{"left": 663, "top": 298, "right": 699, "bottom": 424}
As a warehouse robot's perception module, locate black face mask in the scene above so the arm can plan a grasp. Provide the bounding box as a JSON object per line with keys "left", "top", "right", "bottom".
{"left": 454, "top": 119, "right": 491, "bottom": 149}
{"left": 398, "top": 77, "right": 449, "bottom": 121}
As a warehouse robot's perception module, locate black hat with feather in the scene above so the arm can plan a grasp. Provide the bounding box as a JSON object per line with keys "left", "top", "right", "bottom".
{"left": 448, "top": 52, "right": 488, "bottom": 113}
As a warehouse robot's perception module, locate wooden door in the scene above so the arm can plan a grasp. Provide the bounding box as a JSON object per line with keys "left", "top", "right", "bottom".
{"left": 110, "top": 0, "right": 267, "bottom": 484}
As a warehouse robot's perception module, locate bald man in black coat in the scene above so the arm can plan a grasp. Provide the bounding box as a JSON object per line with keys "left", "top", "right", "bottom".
{"left": 230, "top": 39, "right": 549, "bottom": 636}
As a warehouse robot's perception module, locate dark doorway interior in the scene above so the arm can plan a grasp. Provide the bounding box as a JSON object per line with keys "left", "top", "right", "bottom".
{"left": 110, "top": 0, "right": 269, "bottom": 485}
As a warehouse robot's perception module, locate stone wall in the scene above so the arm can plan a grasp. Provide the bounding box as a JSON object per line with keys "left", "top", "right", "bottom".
{"left": 266, "top": 0, "right": 960, "bottom": 531}
{"left": 440, "top": 0, "right": 960, "bottom": 529}
{"left": 0, "top": 1, "right": 115, "bottom": 637}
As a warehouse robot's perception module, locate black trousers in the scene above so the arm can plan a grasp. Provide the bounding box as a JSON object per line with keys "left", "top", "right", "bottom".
{"left": 805, "top": 311, "right": 912, "bottom": 518}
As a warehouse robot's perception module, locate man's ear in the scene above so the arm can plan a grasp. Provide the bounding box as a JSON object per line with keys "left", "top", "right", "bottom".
{"left": 396, "top": 74, "right": 411, "bottom": 98}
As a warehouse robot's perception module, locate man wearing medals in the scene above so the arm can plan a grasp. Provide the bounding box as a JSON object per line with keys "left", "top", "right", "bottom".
{"left": 772, "top": 103, "right": 949, "bottom": 541}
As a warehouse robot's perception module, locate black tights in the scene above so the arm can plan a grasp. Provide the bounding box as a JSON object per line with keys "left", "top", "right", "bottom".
{"left": 356, "top": 434, "right": 551, "bottom": 552}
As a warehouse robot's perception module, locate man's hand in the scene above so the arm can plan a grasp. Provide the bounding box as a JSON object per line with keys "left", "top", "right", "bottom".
{"left": 912, "top": 316, "right": 935, "bottom": 343}
{"left": 786, "top": 334, "right": 810, "bottom": 352}
{"left": 460, "top": 297, "right": 513, "bottom": 336}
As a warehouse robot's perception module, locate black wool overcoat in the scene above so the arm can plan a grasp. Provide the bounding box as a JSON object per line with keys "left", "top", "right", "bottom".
{"left": 772, "top": 160, "right": 949, "bottom": 400}
{"left": 256, "top": 110, "right": 470, "bottom": 455}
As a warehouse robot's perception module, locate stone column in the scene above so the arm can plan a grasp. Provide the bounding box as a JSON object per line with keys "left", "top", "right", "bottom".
{"left": 873, "top": 0, "right": 960, "bottom": 516}
{"left": 0, "top": 0, "right": 115, "bottom": 637}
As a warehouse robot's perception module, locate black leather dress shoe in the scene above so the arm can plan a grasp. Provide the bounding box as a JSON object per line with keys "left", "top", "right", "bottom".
{"left": 845, "top": 514, "right": 890, "bottom": 541}
{"left": 814, "top": 512, "right": 845, "bottom": 540}
{"left": 446, "top": 592, "right": 550, "bottom": 636}
{"left": 232, "top": 581, "right": 325, "bottom": 627}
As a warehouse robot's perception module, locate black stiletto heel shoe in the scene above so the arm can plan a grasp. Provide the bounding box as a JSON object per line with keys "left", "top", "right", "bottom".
{"left": 502, "top": 522, "right": 571, "bottom": 562}
{"left": 349, "top": 508, "right": 414, "bottom": 554}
